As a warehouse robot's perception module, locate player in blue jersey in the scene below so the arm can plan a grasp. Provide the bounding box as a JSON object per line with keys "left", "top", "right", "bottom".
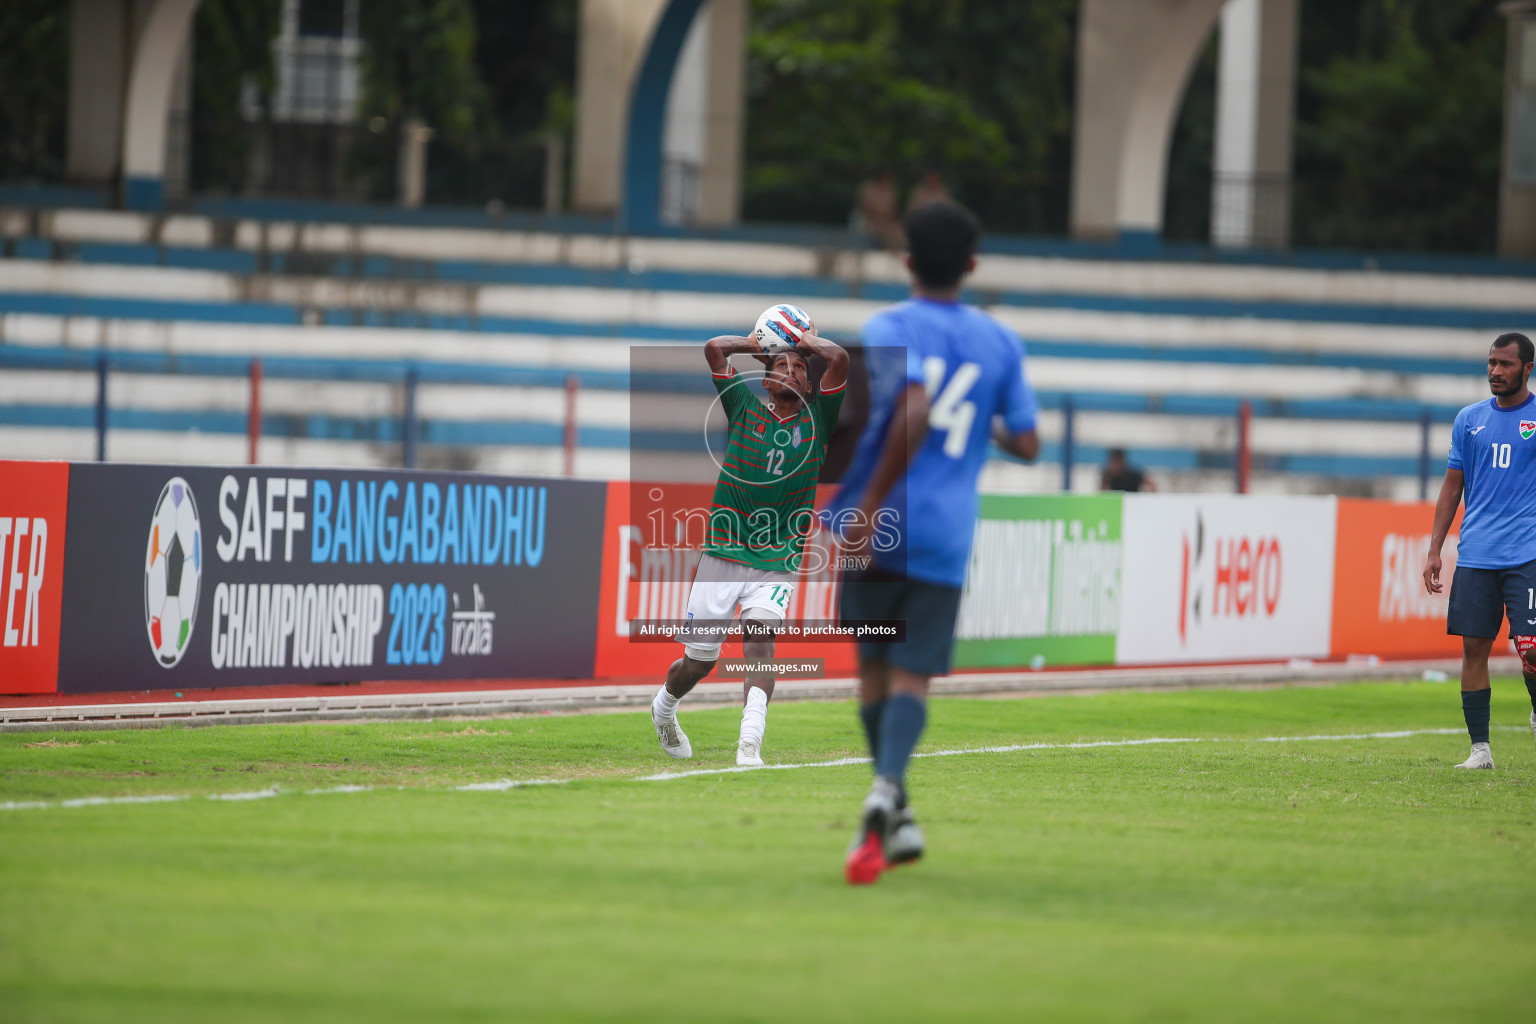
{"left": 824, "top": 202, "right": 1040, "bottom": 884}
{"left": 1423, "top": 332, "right": 1536, "bottom": 769}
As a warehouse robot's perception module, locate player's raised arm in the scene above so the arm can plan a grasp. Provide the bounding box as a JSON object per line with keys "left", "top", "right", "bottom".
{"left": 794, "top": 329, "right": 849, "bottom": 392}
{"left": 703, "top": 334, "right": 763, "bottom": 376}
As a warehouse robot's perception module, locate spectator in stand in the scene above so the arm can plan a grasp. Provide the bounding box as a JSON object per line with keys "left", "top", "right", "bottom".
{"left": 853, "top": 172, "right": 904, "bottom": 251}
{"left": 1100, "top": 448, "right": 1156, "bottom": 492}
{"left": 906, "top": 171, "right": 953, "bottom": 213}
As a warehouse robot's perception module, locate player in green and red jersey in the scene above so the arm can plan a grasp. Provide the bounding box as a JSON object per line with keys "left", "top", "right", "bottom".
{"left": 650, "top": 321, "right": 847, "bottom": 766}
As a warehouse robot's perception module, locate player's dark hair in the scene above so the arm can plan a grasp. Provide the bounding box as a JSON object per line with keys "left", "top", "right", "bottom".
{"left": 1492, "top": 332, "right": 1534, "bottom": 365}
{"left": 904, "top": 201, "right": 980, "bottom": 290}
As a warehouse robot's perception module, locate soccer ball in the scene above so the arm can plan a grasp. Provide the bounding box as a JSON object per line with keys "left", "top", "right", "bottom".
{"left": 144, "top": 477, "right": 202, "bottom": 668}
{"left": 752, "top": 303, "right": 814, "bottom": 353}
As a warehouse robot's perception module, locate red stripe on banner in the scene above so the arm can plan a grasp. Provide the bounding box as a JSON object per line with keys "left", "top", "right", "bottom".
{"left": 0, "top": 461, "right": 70, "bottom": 695}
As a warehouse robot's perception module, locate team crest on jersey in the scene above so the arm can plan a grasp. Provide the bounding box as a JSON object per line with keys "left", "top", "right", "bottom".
{"left": 754, "top": 421, "right": 766, "bottom": 436}
{"left": 791, "top": 425, "right": 802, "bottom": 448}
{"left": 1521, "top": 420, "right": 1535, "bottom": 440}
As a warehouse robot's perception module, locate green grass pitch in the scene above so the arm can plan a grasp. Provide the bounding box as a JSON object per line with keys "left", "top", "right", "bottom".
{"left": 1, "top": 680, "right": 1533, "bottom": 1022}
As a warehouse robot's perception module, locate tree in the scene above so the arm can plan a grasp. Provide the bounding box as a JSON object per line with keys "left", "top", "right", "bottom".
{"left": 743, "top": 0, "right": 1076, "bottom": 233}
{"left": 191, "top": 0, "right": 282, "bottom": 195}
{"left": 0, "top": 0, "right": 67, "bottom": 182}
{"left": 1292, "top": 0, "right": 1505, "bottom": 252}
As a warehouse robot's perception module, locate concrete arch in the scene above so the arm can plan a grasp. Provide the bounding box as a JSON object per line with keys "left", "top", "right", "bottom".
{"left": 621, "top": 0, "right": 707, "bottom": 233}
{"left": 573, "top": 0, "right": 745, "bottom": 231}
{"left": 121, "top": 0, "right": 201, "bottom": 210}
{"left": 1071, "top": 0, "right": 1227, "bottom": 243}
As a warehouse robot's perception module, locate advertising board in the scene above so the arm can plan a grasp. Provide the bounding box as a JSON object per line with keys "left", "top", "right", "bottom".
{"left": 1117, "top": 494, "right": 1337, "bottom": 664}
{"left": 592, "top": 482, "right": 858, "bottom": 679}
{"left": 0, "top": 461, "right": 69, "bottom": 694}
{"left": 6, "top": 457, "right": 1477, "bottom": 698}
{"left": 1330, "top": 498, "right": 1463, "bottom": 659}
{"left": 52, "top": 465, "right": 605, "bottom": 693}
{"left": 953, "top": 493, "right": 1122, "bottom": 668}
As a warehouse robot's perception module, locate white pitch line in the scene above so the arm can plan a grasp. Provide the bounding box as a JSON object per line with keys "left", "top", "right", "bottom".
{"left": 0, "top": 726, "right": 1510, "bottom": 811}
{"left": 633, "top": 727, "right": 1475, "bottom": 781}
{"left": 209, "top": 786, "right": 281, "bottom": 802}
{"left": 634, "top": 756, "right": 870, "bottom": 781}
{"left": 455, "top": 777, "right": 571, "bottom": 792}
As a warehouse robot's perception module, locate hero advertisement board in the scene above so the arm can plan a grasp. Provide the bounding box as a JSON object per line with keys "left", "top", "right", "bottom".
{"left": 54, "top": 465, "right": 605, "bottom": 693}
{"left": 1116, "top": 494, "right": 1338, "bottom": 664}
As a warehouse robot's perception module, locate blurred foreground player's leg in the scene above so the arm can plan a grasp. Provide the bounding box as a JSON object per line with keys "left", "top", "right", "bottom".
{"left": 823, "top": 203, "right": 1041, "bottom": 884}
{"left": 840, "top": 569, "right": 962, "bottom": 883}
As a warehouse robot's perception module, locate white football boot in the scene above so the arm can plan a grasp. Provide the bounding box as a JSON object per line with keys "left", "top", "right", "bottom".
{"left": 651, "top": 703, "right": 692, "bottom": 759}
{"left": 1530, "top": 711, "right": 1535, "bottom": 752}
{"left": 736, "top": 739, "right": 764, "bottom": 767}
{"left": 884, "top": 806, "right": 925, "bottom": 866}
{"left": 1454, "top": 742, "right": 1494, "bottom": 769}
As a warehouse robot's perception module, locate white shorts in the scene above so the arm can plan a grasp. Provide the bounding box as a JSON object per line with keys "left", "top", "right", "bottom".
{"left": 680, "top": 553, "right": 795, "bottom": 661}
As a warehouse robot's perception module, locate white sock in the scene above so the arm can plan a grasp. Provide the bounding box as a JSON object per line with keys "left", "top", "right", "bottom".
{"left": 740, "top": 686, "right": 769, "bottom": 747}
{"left": 654, "top": 685, "right": 680, "bottom": 718}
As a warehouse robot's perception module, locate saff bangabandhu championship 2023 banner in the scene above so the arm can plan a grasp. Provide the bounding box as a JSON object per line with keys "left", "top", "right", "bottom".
{"left": 52, "top": 465, "right": 606, "bottom": 693}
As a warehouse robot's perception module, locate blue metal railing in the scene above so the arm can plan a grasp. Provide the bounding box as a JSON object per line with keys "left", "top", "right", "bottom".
{"left": 0, "top": 346, "right": 1451, "bottom": 492}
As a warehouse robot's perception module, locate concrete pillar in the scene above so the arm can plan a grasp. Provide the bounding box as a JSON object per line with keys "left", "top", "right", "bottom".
{"left": 67, "top": 0, "right": 130, "bottom": 184}
{"left": 1499, "top": 2, "right": 1536, "bottom": 259}
{"left": 120, "top": 0, "right": 201, "bottom": 210}
{"left": 657, "top": 0, "right": 744, "bottom": 226}
{"left": 162, "top": 20, "right": 195, "bottom": 201}
{"left": 573, "top": 0, "right": 671, "bottom": 215}
{"left": 1070, "top": 0, "right": 1227, "bottom": 243}
{"left": 398, "top": 119, "right": 433, "bottom": 208}
{"left": 661, "top": 7, "right": 709, "bottom": 224}
{"left": 1210, "top": 0, "right": 1298, "bottom": 248}
{"left": 698, "top": 0, "right": 746, "bottom": 226}
{"left": 573, "top": 0, "right": 744, "bottom": 229}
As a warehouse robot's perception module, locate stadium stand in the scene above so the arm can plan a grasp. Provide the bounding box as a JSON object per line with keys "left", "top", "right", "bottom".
{"left": 2, "top": 197, "right": 1534, "bottom": 497}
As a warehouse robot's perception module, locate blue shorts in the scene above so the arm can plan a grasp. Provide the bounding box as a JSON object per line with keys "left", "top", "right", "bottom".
{"left": 1446, "top": 558, "right": 1536, "bottom": 639}
{"left": 840, "top": 568, "right": 963, "bottom": 678}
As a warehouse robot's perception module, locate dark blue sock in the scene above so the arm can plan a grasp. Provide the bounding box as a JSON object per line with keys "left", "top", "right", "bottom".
{"left": 1462, "top": 688, "right": 1492, "bottom": 745}
{"left": 859, "top": 700, "right": 887, "bottom": 763}
{"left": 1525, "top": 675, "right": 1536, "bottom": 715}
{"left": 874, "top": 693, "right": 927, "bottom": 786}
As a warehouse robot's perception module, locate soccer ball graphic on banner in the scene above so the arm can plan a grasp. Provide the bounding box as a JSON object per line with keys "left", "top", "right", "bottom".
{"left": 752, "top": 303, "right": 814, "bottom": 353}
{"left": 144, "top": 477, "right": 202, "bottom": 667}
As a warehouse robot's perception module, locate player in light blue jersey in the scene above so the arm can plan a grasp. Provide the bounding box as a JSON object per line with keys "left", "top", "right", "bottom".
{"left": 824, "top": 202, "right": 1040, "bottom": 884}
{"left": 1424, "top": 332, "right": 1536, "bottom": 769}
